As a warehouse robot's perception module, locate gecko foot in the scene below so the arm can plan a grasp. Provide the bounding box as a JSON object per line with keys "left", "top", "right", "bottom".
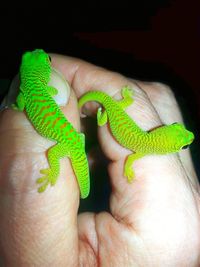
{"left": 121, "top": 86, "right": 134, "bottom": 98}
{"left": 124, "top": 166, "right": 135, "bottom": 183}
{"left": 11, "top": 103, "right": 19, "bottom": 111}
{"left": 36, "top": 168, "right": 57, "bottom": 192}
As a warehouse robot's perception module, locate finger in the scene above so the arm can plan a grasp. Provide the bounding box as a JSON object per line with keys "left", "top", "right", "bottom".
{"left": 135, "top": 81, "right": 199, "bottom": 190}
{"left": 0, "top": 70, "right": 79, "bottom": 265}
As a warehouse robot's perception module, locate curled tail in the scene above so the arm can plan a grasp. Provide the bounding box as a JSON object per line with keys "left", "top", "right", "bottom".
{"left": 78, "top": 90, "right": 111, "bottom": 112}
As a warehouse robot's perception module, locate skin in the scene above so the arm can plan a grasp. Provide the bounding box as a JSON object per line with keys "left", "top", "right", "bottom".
{"left": 0, "top": 54, "right": 200, "bottom": 266}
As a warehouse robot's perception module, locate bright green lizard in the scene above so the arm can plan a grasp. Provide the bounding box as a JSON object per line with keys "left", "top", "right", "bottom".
{"left": 12, "top": 49, "right": 90, "bottom": 198}
{"left": 78, "top": 87, "right": 194, "bottom": 181}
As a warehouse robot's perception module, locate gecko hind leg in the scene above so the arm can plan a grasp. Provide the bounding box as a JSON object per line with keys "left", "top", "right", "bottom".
{"left": 37, "top": 142, "right": 68, "bottom": 192}
{"left": 97, "top": 107, "right": 108, "bottom": 126}
{"left": 124, "top": 152, "right": 144, "bottom": 183}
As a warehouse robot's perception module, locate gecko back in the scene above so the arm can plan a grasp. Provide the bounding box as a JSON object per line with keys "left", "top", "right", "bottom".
{"left": 14, "top": 49, "right": 90, "bottom": 198}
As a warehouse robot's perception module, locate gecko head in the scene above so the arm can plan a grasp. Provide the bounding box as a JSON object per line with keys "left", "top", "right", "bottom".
{"left": 20, "top": 49, "right": 51, "bottom": 81}
{"left": 166, "top": 122, "right": 194, "bottom": 151}
{"left": 149, "top": 122, "right": 194, "bottom": 154}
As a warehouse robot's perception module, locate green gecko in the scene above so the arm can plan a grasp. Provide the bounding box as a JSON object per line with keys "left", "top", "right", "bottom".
{"left": 12, "top": 49, "right": 90, "bottom": 198}
{"left": 78, "top": 87, "right": 194, "bottom": 181}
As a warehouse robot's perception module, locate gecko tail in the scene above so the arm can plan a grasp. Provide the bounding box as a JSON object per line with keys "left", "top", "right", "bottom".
{"left": 70, "top": 151, "right": 90, "bottom": 199}
{"left": 78, "top": 90, "right": 109, "bottom": 115}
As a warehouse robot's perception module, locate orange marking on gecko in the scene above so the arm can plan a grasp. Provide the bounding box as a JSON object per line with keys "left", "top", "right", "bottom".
{"left": 41, "top": 111, "right": 56, "bottom": 124}
{"left": 38, "top": 105, "right": 50, "bottom": 116}
{"left": 52, "top": 117, "right": 61, "bottom": 127}
{"left": 118, "top": 120, "right": 127, "bottom": 127}
{"left": 60, "top": 122, "right": 67, "bottom": 129}
{"left": 65, "top": 131, "right": 69, "bottom": 136}
{"left": 43, "top": 111, "right": 56, "bottom": 120}
{"left": 45, "top": 121, "right": 51, "bottom": 127}
{"left": 32, "top": 93, "right": 43, "bottom": 97}
{"left": 37, "top": 99, "right": 48, "bottom": 103}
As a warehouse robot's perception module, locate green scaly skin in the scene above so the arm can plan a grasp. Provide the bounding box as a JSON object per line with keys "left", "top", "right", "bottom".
{"left": 78, "top": 87, "right": 194, "bottom": 181}
{"left": 12, "top": 49, "right": 90, "bottom": 199}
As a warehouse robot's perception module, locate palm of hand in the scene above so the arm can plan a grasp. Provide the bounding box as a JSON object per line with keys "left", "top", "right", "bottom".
{"left": 0, "top": 55, "right": 199, "bottom": 266}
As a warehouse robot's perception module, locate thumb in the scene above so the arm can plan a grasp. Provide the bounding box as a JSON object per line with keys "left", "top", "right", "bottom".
{"left": 0, "top": 69, "right": 80, "bottom": 265}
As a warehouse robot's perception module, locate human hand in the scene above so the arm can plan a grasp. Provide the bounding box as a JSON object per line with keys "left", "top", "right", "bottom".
{"left": 0, "top": 54, "right": 199, "bottom": 266}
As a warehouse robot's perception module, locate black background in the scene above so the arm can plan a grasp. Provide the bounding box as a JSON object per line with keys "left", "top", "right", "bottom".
{"left": 0, "top": 0, "right": 199, "bottom": 210}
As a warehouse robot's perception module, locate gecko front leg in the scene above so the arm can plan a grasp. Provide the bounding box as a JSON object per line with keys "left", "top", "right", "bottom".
{"left": 118, "top": 86, "right": 134, "bottom": 109}
{"left": 47, "top": 86, "right": 58, "bottom": 97}
{"left": 12, "top": 91, "right": 25, "bottom": 111}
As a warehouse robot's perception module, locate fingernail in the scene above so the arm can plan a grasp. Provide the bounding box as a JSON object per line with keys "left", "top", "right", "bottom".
{"left": 3, "top": 68, "right": 71, "bottom": 108}
{"left": 49, "top": 68, "right": 71, "bottom": 106}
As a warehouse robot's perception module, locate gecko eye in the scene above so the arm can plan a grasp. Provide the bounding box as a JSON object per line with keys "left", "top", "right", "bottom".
{"left": 182, "top": 145, "right": 189, "bottom": 150}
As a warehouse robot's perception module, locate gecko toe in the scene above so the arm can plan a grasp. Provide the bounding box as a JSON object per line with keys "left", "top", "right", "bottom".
{"left": 37, "top": 168, "right": 57, "bottom": 192}
{"left": 36, "top": 176, "right": 46, "bottom": 184}
{"left": 124, "top": 167, "right": 135, "bottom": 183}
{"left": 40, "top": 168, "right": 50, "bottom": 175}
{"left": 37, "top": 181, "right": 49, "bottom": 192}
